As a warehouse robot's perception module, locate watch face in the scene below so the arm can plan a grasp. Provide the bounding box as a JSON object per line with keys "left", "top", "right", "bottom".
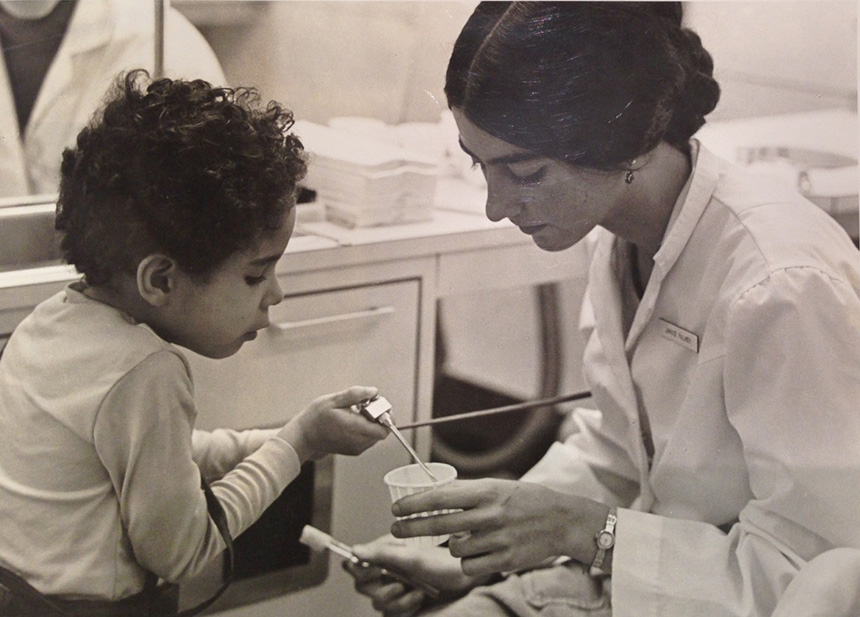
{"left": 597, "top": 531, "right": 614, "bottom": 550}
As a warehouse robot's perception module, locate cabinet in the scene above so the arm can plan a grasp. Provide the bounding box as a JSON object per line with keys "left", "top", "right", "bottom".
{"left": 184, "top": 279, "right": 422, "bottom": 616}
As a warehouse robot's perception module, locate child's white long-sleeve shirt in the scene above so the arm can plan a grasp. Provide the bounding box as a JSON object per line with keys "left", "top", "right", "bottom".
{"left": 0, "top": 285, "right": 301, "bottom": 600}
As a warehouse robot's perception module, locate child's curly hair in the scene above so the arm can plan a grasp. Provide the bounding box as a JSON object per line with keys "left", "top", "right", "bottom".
{"left": 56, "top": 69, "right": 307, "bottom": 285}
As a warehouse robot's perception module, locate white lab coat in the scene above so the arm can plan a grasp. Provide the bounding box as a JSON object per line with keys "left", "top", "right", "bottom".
{"left": 0, "top": 0, "right": 225, "bottom": 198}
{"left": 522, "top": 141, "right": 860, "bottom": 616}
{"left": 771, "top": 548, "right": 860, "bottom": 617}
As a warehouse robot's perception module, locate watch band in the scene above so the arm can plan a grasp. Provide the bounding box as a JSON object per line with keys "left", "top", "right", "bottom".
{"left": 591, "top": 508, "right": 617, "bottom": 571}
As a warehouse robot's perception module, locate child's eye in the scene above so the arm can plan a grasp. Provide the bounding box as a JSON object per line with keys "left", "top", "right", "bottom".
{"left": 245, "top": 274, "right": 267, "bottom": 286}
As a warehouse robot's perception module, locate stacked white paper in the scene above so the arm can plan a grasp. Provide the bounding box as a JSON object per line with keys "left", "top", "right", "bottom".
{"left": 294, "top": 120, "right": 440, "bottom": 228}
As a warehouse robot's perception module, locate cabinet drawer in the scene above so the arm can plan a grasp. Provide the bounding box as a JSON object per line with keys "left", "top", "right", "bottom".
{"left": 188, "top": 279, "right": 420, "bottom": 430}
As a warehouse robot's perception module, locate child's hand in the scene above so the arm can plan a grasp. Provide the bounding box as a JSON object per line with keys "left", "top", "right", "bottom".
{"left": 278, "top": 386, "right": 389, "bottom": 461}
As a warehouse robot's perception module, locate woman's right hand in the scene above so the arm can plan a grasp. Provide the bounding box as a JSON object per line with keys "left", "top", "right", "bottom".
{"left": 345, "top": 535, "right": 484, "bottom": 617}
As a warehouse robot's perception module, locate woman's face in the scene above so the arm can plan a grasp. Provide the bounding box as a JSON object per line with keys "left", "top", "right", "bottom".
{"left": 453, "top": 108, "right": 629, "bottom": 252}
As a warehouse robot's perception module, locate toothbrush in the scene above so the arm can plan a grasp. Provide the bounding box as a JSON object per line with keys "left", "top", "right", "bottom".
{"left": 299, "top": 525, "right": 440, "bottom": 598}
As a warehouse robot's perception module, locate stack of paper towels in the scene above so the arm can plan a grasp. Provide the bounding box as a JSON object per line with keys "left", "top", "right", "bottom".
{"left": 293, "top": 119, "right": 441, "bottom": 228}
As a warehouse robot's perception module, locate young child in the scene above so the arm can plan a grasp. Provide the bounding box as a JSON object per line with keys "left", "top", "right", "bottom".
{"left": 0, "top": 69, "right": 389, "bottom": 616}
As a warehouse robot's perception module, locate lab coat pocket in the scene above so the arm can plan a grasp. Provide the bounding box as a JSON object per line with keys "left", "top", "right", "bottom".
{"left": 522, "top": 562, "right": 610, "bottom": 614}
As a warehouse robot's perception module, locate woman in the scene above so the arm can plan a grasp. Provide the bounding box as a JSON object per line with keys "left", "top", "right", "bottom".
{"left": 345, "top": 3, "right": 860, "bottom": 616}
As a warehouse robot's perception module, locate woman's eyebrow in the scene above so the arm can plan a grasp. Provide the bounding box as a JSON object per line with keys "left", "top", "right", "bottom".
{"left": 458, "top": 138, "right": 542, "bottom": 166}
{"left": 250, "top": 254, "right": 282, "bottom": 267}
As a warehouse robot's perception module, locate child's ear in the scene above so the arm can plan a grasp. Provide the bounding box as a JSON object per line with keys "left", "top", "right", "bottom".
{"left": 136, "top": 254, "right": 176, "bottom": 306}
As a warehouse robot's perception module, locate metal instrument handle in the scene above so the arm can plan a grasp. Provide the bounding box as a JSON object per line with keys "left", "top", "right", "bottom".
{"left": 398, "top": 390, "right": 593, "bottom": 430}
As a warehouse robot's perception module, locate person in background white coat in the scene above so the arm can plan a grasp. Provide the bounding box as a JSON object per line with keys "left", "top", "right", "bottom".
{"left": 0, "top": 0, "right": 225, "bottom": 198}
{"left": 345, "top": 3, "right": 860, "bottom": 616}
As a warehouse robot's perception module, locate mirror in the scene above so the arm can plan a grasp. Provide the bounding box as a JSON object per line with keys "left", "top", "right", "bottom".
{"left": 0, "top": 0, "right": 226, "bottom": 270}
{"left": 0, "top": 0, "right": 224, "bottom": 202}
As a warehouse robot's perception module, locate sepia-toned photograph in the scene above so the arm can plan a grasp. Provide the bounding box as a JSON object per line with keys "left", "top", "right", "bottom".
{"left": 0, "top": 2, "right": 857, "bottom": 616}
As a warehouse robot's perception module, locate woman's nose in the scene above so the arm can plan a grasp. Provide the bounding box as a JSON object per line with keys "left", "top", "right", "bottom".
{"left": 485, "top": 182, "right": 521, "bottom": 222}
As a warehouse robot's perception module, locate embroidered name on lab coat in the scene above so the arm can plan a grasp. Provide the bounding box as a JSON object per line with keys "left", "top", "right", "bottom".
{"left": 659, "top": 318, "right": 699, "bottom": 352}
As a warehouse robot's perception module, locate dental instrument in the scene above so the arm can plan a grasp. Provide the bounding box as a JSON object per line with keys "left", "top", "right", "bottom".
{"left": 299, "top": 525, "right": 440, "bottom": 598}
{"left": 396, "top": 390, "right": 593, "bottom": 430}
{"left": 356, "top": 396, "right": 438, "bottom": 481}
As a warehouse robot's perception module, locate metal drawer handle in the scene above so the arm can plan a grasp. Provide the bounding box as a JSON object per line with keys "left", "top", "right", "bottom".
{"left": 268, "top": 305, "right": 395, "bottom": 334}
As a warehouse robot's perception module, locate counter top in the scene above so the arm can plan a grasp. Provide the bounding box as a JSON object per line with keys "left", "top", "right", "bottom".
{"left": 280, "top": 181, "right": 527, "bottom": 276}
{"left": 696, "top": 108, "right": 857, "bottom": 160}
{"left": 696, "top": 108, "right": 859, "bottom": 239}
{"left": 0, "top": 178, "right": 509, "bottom": 293}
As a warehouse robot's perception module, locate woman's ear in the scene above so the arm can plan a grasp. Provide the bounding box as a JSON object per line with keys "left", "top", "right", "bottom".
{"left": 627, "top": 151, "right": 653, "bottom": 173}
{"left": 136, "top": 254, "right": 177, "bottom": 306}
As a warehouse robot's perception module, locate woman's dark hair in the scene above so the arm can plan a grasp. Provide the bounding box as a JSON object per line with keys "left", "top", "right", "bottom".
{"left": 56, "top": 69, "right": 307, "bottom": 285}
{"left": 445, "top": 2, "right": 720, "bottom": 169}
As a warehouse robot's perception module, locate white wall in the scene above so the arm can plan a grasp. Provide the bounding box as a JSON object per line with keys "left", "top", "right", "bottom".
{"left": 182, "top": 1, "right": 857, "bottom": 125}
{"left": 685, "top": 1, "right": 857, "bottom": 119}
{"left": 187, "top": 1, "right": 477, "bottom": 125}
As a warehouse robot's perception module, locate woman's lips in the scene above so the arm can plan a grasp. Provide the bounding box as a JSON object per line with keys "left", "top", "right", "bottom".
{"left": 519, "top": 223, "right": 547, "bottom": 235}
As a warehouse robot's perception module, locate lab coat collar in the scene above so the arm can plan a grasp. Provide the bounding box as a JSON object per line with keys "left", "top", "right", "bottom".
{"left": 586, "top": 232, "right": 655, "bottom": 488}
{"left": 624, "top": 140, "right": 719, "bottom": 350}
{"left": 0, "top": 46, "right": 28, "bottom": 194}
{"left": 652, "top": 140, "right": 720, "bottom": 281}
{"left": 587, "top": 141, "right": 720, "bottom": 323}
{"left": 60, "top": 0, "right": 115, "bottom": 57}
{"left": 27, "top": 0, "right": 115, "bottom": 138}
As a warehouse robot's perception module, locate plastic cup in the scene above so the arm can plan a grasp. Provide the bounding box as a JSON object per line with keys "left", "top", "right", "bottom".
{"left": 383, "top": 462, "right": 458, "bottom": 547}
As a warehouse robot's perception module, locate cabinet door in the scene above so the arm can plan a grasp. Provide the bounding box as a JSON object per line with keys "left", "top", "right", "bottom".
{"left": 184, "top": 279, "right": 421, "bottom": 617}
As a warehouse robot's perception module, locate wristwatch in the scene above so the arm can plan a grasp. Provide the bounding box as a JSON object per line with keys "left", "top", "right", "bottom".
{"left": 591, "top": 508, "right": 617, "bottom": 571}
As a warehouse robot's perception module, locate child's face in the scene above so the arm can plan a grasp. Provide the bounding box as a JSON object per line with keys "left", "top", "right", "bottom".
{"left": 161, "top": 208, "right": 296, "bottom": 359}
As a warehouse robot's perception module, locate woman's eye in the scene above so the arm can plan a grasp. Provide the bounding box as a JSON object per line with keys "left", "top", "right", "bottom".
{"left": 511, "top": 167, "right": 546, "bottom": 185}
{"left": 245, "top": 274, "right": 266, "bottom": 286}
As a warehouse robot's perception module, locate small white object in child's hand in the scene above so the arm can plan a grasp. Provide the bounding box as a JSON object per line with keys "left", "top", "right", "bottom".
{"left": 355, "top": 395, "right": 393, "bottom": 422}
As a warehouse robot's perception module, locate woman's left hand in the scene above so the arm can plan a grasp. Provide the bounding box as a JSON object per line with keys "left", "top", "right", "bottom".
{"left": 391, "top": 478, "right": 609, "bottom": 577}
